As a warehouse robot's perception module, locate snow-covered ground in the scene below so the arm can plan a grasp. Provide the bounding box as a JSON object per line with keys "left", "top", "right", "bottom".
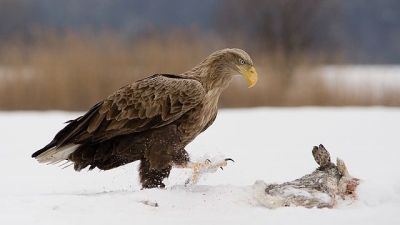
{"left": 319, "top": 65, "right": 400, "bottom": 99}
{"left": 1, "top": 108, "right": 400, "bottom": 225}
{"left": 321, "top": 65, "right": 400, "bottom": 89}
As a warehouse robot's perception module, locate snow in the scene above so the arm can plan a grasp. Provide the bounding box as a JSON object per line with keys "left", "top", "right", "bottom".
{"left": 321, "top": 65, "right": 400, "bottom": 87}
{"left": 1, "top": 108, "right": 400, "bottom": 225}
{"left": 318, "top": 65, "right": 400, "bottom": 99}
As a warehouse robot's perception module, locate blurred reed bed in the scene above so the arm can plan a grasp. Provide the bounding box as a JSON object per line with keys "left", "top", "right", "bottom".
{"left": 0, "top": 31, "right": 399, "bottom": 110}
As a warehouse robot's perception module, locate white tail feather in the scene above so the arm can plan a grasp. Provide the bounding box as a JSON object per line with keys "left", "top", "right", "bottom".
{"left": 35, "top": 145, "right": 79, "bottom": 164}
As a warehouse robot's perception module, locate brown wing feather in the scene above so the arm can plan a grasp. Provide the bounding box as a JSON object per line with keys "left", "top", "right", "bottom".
{"left": 65, "top": 74, "right": 205, "bottom": 145}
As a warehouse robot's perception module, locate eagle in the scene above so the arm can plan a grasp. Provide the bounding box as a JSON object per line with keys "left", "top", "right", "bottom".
{"left": 32, "top": 48, "right": 258, "bottom": 188}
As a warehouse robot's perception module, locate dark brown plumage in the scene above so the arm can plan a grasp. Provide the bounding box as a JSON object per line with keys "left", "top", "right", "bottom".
{"left": 32, "top": 48, "right": 258, "bottom": 188}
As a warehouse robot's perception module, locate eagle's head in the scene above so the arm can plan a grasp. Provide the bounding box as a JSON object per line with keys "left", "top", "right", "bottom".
{"left": 206, "top": 48, "right": 258, "bottom": 88}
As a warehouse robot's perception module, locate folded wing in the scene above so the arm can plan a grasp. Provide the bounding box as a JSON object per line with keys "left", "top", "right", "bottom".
{"left": 32, "top": 74, "right": 205, "bottom": 158}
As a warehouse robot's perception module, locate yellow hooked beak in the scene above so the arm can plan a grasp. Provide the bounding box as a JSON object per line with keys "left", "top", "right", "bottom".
{"left": 238, "top": 65, "right": 258, "bottom": 88}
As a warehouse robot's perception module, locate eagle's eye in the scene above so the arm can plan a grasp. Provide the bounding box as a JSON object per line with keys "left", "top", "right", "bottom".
{"left": 239, "top": 58, "right": 245, "bottom": 65}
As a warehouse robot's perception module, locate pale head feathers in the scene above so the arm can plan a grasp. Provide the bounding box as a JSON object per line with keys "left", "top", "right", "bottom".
{"left": 182, "top": 48, "right": 254, "bottom": 90}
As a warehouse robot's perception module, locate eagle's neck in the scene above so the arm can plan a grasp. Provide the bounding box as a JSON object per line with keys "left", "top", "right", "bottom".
{"left": 181, "top": 60, "right": 234, "bottom": 92}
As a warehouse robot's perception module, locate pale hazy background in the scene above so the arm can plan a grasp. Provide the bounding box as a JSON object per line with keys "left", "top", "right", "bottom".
{"left": 1, "top": 0, "right": 400, "bottom": 110}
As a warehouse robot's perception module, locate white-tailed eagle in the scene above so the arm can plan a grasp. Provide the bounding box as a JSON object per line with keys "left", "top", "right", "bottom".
{"left": 32, "top": 48, "right": 258, "bottom": 188}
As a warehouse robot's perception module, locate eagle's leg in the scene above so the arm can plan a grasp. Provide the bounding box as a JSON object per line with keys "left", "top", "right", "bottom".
{"left": 188, "top": 158, "right": 234, "bottom": 184}
{"left": 140, "top": 125, "right": 182, "bottom": 189}
{"left": 139, "top": 159, "right": 172, "bottom": 189}
{"left": 173, "top": 158, "right": 234, "bottom": 185}
{"left": 169, "top": 148, "right": 233, "bottom": 184}
{"left": 171, "top": 148, "right": 190, "bottom": 165}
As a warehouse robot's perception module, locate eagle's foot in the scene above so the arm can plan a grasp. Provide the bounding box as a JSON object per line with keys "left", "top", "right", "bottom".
{"left": 141, "top": 182, "right": 166, "bottom": 189}
{"left": 184, "top": 158, "right": 234, "bottom": 185}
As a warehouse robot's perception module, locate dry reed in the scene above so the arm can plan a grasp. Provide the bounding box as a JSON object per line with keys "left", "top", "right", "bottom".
{"left": 0, "top": 32, "right": 399, "bottom": 110}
